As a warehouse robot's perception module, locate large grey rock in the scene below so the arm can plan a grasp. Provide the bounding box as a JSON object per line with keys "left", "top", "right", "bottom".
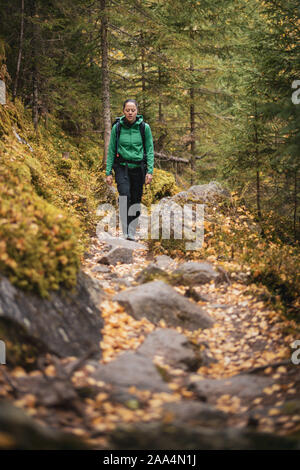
{"left": 113, "top": 280, "right": 213, "bottom": 330}
{"left": 137, "top": 328, "right": 201, "bottom": 371}
{"left": 91, "top": 351, "right": 171, "bottom": 393}
{"left": 147, "top": 182, "right": 230, "bottom": 251}
{"left": 171, "top": 261, "right": 225, "bottom": 286}
{"left": 0, "top": 270, "right": 104, "bottom": 362}
{"left": 173, "top": 181, "right": 230, "bottom": 204}
{"left": 188, "top": 374, "right": 274, "bottom": 400}
{"left": 97, "top": 246, "right": 133, "bottom": 265}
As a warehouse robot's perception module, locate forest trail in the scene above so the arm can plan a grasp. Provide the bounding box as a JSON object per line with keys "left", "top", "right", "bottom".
{"left": 77, "top": 233, "right": 300, "bottom": 447}
{"left": 0, "top": 230, "right": 299, "bottom": 450}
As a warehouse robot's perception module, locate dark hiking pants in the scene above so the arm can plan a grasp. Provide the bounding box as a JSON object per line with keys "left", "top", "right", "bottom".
{"left": 114, "top": 164, "right": 144, "bottom": 237}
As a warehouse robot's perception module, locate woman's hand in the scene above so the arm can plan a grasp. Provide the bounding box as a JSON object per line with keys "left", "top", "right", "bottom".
{"left": 106, "top": 175, "right": 113, "bottom": 185}
{"left": 145, "top": 173, "right": 153, "bottom": 185}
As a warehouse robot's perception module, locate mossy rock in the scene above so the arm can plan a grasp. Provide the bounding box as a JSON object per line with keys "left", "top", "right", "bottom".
{"left": 0, "top": 163, "right": 82, "bottom": 298}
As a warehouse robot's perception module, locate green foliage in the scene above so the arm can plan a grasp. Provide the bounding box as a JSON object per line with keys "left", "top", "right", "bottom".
{"left": 142, "top": 168, "right": 179, "bottom": 207}
{"left": 54, "top": 157, "right": 73, "bottom": 179}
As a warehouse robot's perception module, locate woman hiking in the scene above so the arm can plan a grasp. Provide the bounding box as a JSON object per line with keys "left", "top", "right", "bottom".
{"left": 105, "top": 99, "right": 154, "bottom": 241}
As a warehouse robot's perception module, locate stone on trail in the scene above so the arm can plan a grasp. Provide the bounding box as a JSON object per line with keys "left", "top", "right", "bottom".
{"left": 137, "top": 328, "right": 202, "bottom": 371}
{"left": 113, "top": 280, "right": 213, "bottom": 330}
{"left": 91, "top": 264, "right": 111, "bottom": 273}
{"left": 114, "top": 278, "right": 133, "bottom": 289}
{"left": 90, "top": 328, "right": 209, "bottom": 395}
{"left": 153, "top": 255, "right": 177, "bottom": 270}
{"left": 134, "top": 264, "right": 171, "bottom": 284}
{"left": 90, "top": 351, "right": 171, "bottom": 393}
{"left": 171, "top": 261, "right": 226, "bottom": 286}
{"left": 97, "top": 246, "right": 133, "bottom": 265}
{"left": 161, "top": 401, "right": 228, "bottom": 428}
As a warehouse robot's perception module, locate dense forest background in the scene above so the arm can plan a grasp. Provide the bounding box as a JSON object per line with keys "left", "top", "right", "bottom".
{"left": 0, "top": 0, "right": 299, "bottom": 312}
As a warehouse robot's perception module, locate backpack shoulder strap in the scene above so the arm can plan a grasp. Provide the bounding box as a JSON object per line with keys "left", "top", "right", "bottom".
{"left": 112, "top": 118, "right": 121, "bottom": 157}
{"left": 112, "top": 117, "right": 119, "bottom": 128}
{"left": 139, "top": 121, "right": 147, "bottom": 161}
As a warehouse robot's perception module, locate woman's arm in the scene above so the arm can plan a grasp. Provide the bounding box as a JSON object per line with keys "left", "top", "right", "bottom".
{"left": 145, "top": 123, "right": 154, "bottom": 174}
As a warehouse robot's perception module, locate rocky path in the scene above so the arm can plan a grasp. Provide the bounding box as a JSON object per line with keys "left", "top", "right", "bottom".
{"left": 0, "top": 230, "right": 299, "bottom": 450}
{"left": 77, "top": 234, "right": 300, "bottom": 448}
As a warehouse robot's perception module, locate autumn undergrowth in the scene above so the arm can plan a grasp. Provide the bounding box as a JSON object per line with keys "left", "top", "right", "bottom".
{"left": 141, "top": 169, "right": 179, "bottom": 207}
{"left": 147, "top": 191, "right": 300, "bottom": 321}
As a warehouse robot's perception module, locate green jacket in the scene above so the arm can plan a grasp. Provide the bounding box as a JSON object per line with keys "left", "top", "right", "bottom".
{"left": 105, "top": 114, "right": 154, "bottom": 176}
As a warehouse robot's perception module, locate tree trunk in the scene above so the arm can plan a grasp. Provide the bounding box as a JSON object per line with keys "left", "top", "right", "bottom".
{"left": 156, "top": 61, "right": 167, "bottom": 153}
{"left": 158, "top": 64, "right": 163, "bottom": 122}
{"left": 100, "top": 0, "right": 111, "bottom": 165}
{"left": 189, "top": 29, "right": 196, "bottom": 185}
{"left": 30, "top": 0, "right": 39, "bottom": 131}
{"left": 141, "top": 32, "right": 146, "bottom": 117}
{"left": 13, "top": 0, "right": 24, "bottom": 101}
{"left": 254, "top": 102, "right": 261, "bottom": 219}
{"left": 256, "top": 169, "right": 261, "bottom": 220}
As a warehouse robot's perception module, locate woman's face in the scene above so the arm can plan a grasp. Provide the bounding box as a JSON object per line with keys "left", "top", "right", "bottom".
{"left": 123, "top": 102, "right": 138, "bottom": 123}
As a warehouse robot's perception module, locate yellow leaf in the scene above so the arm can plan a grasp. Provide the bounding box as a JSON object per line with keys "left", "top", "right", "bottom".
{"left": 95, "top": 392, "right": 108, "bottom": 404}
{"left": 11, "top": 367, "right": 26, "bottom": 378}
{"left": 45, "top": 365, "right": 56, "bottom": 377}
{"left": 268, "top": 408, "right": 280, "bottom": 416}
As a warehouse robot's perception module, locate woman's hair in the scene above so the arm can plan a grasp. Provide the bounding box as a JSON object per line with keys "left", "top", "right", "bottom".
{"left": 123, "top": 99, "right": 139, "bottom": 110}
